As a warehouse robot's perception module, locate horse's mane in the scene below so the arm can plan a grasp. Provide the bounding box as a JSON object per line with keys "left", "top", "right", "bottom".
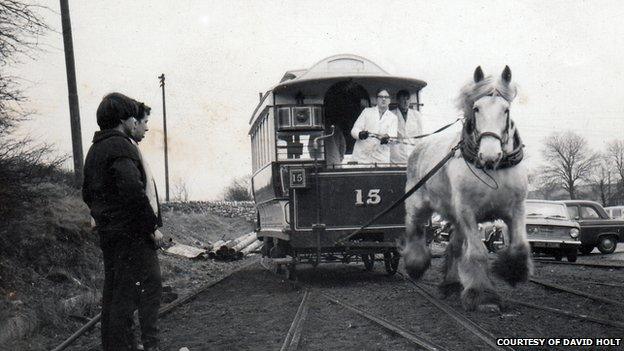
{"left": 456, "top": 75, "right": 518, "bottom": 118}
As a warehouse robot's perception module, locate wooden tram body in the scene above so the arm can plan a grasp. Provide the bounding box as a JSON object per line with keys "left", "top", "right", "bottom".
{"left": 248, "top": 54, "right": 427, "bottom": 275}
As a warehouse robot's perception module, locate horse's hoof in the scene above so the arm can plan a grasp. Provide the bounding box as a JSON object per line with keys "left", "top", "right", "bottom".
{"left": 438, "top": 281, "right": 462, "bottom": 298}
{"left": 402, "top": 247, "right": 431, "bottom": 280}
{"left": 461, "top": 288, "right": 480, "bottom": 311}
{"left": 493, "top": 249, "right": 531, "bottom": 286}
{"left": 481, "top": 289, "right": 502, "bottom": 306}
{"left": 477, "top": 303, "right": 501, "bottom": 313}
{"left": 461, "top": 287, "right": 501, "bottom": 312}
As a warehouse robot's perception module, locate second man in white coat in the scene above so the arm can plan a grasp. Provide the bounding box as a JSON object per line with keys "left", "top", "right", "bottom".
{"left": 389, "top": 89, "right": 423, "bottom": 164}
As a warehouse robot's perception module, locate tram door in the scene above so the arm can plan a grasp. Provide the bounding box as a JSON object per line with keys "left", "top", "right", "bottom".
{"left": 323, "top": 81, "right": 370, "bottom": 155}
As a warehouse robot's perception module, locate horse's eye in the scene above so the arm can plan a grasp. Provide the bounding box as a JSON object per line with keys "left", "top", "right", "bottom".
{"left": 473, "top": 107, "right": 479, "bottom": 113}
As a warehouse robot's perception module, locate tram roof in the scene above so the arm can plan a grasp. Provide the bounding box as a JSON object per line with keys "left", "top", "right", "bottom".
{"left": 249, "top": 54, "right": 427, "bottom": 125}
{"left": 273, "top": 54, "right": 427, "bottom": 92}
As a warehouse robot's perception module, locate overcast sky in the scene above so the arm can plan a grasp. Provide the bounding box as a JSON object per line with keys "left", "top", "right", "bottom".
{"left": 12, "top": 0, "right": 624, "bottom": 200}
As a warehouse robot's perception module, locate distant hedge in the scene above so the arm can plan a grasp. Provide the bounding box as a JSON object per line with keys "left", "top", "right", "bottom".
{"left": 161, "top": 201, "right": 256, "bottom": 221}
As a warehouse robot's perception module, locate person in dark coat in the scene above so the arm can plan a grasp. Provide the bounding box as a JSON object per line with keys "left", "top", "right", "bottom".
{"left": 82, "top": 92, "right": 162, "bottom": 351}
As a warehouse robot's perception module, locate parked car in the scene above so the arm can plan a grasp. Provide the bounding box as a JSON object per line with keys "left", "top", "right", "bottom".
{"left": 561, "top": 200, "right": 624, "bottom": 254}
{"left": 604, "top": 205, "right": 624, "bottom": 220}
{"left": 525, "top": 200, "right": 581, "bottom": 262}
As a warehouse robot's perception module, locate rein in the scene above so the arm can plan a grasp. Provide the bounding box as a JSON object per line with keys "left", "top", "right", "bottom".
{"left": 369, "top": 118, "right": 463, "bottom": 146}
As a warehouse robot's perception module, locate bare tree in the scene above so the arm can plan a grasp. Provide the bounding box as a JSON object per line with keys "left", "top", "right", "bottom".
{"left": 606, "top": 140, "right": 624, "bottom": 183}
{"left": 539, "top": 131, "right": 598, "bottom": 199}
{"left": 0, "top": 2, "right": 54, "bottom": 219}
{"left": 223, "top": 175, "right": 252, "bottom": 201}
{"left": 0, "top": 1, "right": 50, "bottom": 134}
{"left": 172, "top": 178, "right": 189, "bottom": 202}
{"left": 590, "top": 155, "right": 614, "bottom": 206}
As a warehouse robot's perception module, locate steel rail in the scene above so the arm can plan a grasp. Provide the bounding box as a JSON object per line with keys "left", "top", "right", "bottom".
{"left": 506, "top": 298, "right": 624, "bottom": 330}
{"left": 52, "top": 259, "right": 257, "bottom": 351}
{"left": 417, "top": 279, "right": 624, "bottom": 331}
{"left": 280, "top": 289, "right": 311, "bottom": 351}
{"left": 319, "top": 291, "right": 446, "bottom": 351}
{"left": 262, "top": 261, "right": 446, "bottom": 351}
{"left": 404, "top": 277, "right": 514, "bottom": 351}
{"left": 533, "top": 259, "right": 624, "bottom": 269}
{"left": 581, "top": 280, "right": 624, "bottom": 288}
{"left": 529, "top": 278, "right": 624, "bottom": 308}
{"left": 158, "top": 259, "right": 258, "bottom": 316}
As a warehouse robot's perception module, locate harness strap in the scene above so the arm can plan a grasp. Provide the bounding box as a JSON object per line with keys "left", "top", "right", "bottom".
{"left": 336, "top": 141, "right": 463, "bottom": 244}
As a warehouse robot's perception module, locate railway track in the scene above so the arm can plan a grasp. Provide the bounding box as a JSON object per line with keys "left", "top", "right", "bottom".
{"left": 263, "top": 260, "right": 447, "bottom": 351}
{"left": 529, "top": 278, "right": 624, "bottom": 308}
{"left": 533, "top": 258, "right": 624, "bottom": 269}
{"left": 55, "top": 257, "right": 624, "bottom": 350}
{"left": 52, "top": 259, "right": 258, "bottom": 351}
{"left": 402, "top": 275, "right": 513, "bottom": 351}
{"left": 265, "top": 259, "right": 515, "bottom": 351}
{"left": 417, "top": 270, "right": 624, "bottom": 333}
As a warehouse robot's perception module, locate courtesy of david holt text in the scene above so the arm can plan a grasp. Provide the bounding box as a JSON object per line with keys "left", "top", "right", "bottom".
{"left": 496, "top": 338, "right": 622, "bottom": 347}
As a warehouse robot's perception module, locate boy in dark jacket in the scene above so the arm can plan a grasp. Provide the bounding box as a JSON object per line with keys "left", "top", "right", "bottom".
{"left": 83, "top": 92, "right": 162, "bottom": 351}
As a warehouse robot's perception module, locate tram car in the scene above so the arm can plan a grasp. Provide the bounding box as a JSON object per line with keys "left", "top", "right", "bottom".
{"left": 248, "top": 54, "right": 427, "bottom": 277}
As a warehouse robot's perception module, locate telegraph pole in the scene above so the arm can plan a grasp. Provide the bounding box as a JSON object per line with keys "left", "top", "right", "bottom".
{"left": 60, "top": 0, "right": 84, "bottom": 187}
{"left": 158, "top": 74, "right": 170, "bottom": 202}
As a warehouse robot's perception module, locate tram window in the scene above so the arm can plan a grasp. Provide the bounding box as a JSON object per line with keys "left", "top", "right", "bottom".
{"left": 292, "top": 107, "right": 312, "bottom": 127}
{"left": 276, "top": 106, "right": 323, "bottom": 130}
{"left": 251, "top": 133, "right": 256, "bottom": 171}
{"left": 266, "top": 119, "right": 271, "bottom": 164}
{"left": 313, "top": 107, "right": 323, "bottom": 126}
{"left": 261, "top": 119, "right": 268, "bottom": 165}
{"left": 277, "top": 131, "right": 324, "bottom": 161}
{"left": 278, "top": 107, "right": 291, "bottom": 128}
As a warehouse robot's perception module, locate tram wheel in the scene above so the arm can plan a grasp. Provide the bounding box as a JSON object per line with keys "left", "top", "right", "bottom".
{"left": 384, "top": 250, "right": 400, "bottom": 276}
{"left": 286, "top": 262, "right": 297, "bottom": 281}
{"left": 261, "top": 238, "right": 274, "bottom": 257}
{"left": 362, "top": 254, "right": 375, "bottom": 271}
{"left": 269, "top": 239, "right": 288, "bottom": 258}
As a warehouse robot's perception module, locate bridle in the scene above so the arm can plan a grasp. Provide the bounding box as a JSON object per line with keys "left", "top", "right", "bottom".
{"left": 460, "top": 94, "right": 524, "bottom": 170}
{"left": 470, "top": 92, "right": 511, "bottom": 145}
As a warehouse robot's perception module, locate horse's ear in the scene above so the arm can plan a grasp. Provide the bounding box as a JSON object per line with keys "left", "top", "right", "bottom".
{"left": 474, "top": 66, "right": 484, "bottom": 83}
{"left": 502, "top": 66, "right": 512, "bottom": 83}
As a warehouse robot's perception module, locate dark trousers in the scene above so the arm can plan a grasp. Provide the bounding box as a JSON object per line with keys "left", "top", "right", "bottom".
{"left": 101, "top": 237, "right": 162, "bottom": 351}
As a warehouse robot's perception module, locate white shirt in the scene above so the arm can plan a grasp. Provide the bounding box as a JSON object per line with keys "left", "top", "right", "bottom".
{"left": 132, "top": 140, "right": 159, "bottom": 217}
{"left": 389, "top": 108, "right": 423, "bottom": 164}
{"left": 350, "top": 107, "right": 398, "bottom": 164}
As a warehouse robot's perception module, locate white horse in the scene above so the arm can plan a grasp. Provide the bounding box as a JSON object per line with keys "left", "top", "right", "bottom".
{"left": 402, "top": 66, "right": 532, "bottom": 311}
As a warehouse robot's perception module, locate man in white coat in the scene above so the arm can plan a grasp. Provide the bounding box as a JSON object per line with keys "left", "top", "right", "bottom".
{"left": 390, "top": 89, "right": 423, "bottom": 164}
{"left": 350, "top": 89, "right": 398, "bottom": 164}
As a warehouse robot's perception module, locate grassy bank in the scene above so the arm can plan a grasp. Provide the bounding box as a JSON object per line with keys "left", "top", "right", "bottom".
{"left": 0, "top": 182, "right": 254, "bottom": 350}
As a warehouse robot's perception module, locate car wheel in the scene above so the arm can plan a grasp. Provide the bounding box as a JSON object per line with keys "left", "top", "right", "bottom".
{"left": 597, "top": 236, "right": 617, "bottom": 254}
{"left": 554, "top": 253, "right": 563, "bottom": 261}
{"left": 579, "top": 245, "right": 594, "bottom": 255}
{"left": 566, "top": 250, "right": 578, "bottom": 262}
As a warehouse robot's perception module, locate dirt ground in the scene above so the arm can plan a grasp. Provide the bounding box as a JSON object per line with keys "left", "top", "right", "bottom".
{"left": 27, "top": 236, "right": 624, "bottom": 351}
{"left": 148, "top": 246, "right": 623, "bottom": 351}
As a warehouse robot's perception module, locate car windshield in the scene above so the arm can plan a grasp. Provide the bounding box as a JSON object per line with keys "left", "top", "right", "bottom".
{"left": 526, "top": 202, "right": 568, "bottom": 219}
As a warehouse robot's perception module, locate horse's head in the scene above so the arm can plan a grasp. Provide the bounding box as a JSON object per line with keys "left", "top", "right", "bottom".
{"left": 460, "top": 66, "right": 517, "bottom": 169}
